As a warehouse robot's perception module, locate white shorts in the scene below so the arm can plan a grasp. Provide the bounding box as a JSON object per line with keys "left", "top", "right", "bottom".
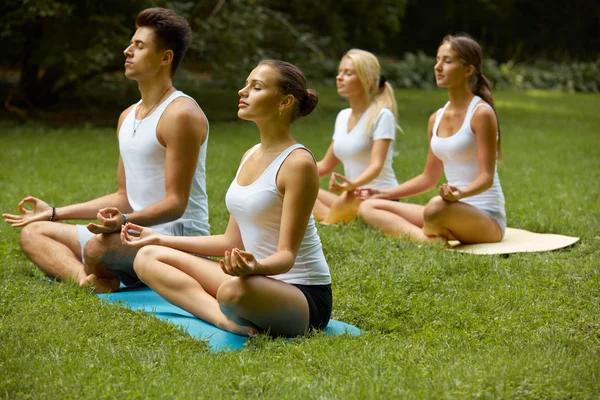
{"left": 75, "top": 224, "right": 95, "bottom": 261}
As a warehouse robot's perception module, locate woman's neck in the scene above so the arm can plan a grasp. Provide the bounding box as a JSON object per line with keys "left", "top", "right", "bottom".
{"left": 254, "top": 118, "right": 296, "bottom": 153}
{"left": 347, "top": 92, "right": 371, "bottom": 116}
{"left": 446, "top": 85, "right": 474, "bottom": 111}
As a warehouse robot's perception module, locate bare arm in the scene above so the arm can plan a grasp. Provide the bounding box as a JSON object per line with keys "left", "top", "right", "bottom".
{"left": 334, "top": 139, "right": 391, "bottom": 192}
{"left": 123, "top": 147, "right": 254, "bottom": 255}
{"left": 125, "top": 97, "right": 208, "bottom": 227}
{"left": 375, "top": 113, "right": 444, "bottom": 200}
{"left": 444, "top": 104, "right": 498, "bottom": 200}
{"left": 57, "top": 154, "right": 132, "bottom": 221}
{"left": 123, "top": 214, "right": 244, "bottom": 257}
{"left": 316, "top": 142, "right": 339, "bottom": 177}
{"left": 250, "top": 149, "right": 319, "bottom": 276}
{"left": 134, "top": 213, "right": 244, "bottom": 255}
{"left": 3, "top": 106, "right": 134, "bottom": 227}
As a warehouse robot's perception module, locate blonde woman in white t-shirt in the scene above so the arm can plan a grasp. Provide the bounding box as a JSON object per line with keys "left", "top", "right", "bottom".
{"left": 357, "top": 34, "right": 506, "bottom": 244}
{"left": 313, "top": 49, "right": 401, "bottom": 225}
{"left": 121, "top": 60, "right": 332, "bottom": 338}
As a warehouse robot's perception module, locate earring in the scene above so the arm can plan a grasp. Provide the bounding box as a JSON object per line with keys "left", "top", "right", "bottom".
{"left": 279, "top": 108, "right": 282, "bottom": 117}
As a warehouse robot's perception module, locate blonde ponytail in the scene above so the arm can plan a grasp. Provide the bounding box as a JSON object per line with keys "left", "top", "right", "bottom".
{"left": 363, "top": 80, "right": 400, "bottom": 137}
{"left": 344, "top": 49, "right": 400, "bottom": 137}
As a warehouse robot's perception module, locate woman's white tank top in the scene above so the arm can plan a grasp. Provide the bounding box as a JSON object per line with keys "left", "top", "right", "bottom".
{"left": 430, "top": 95, "right": 505, "bottom": 215}
{"left": 225, "top": 144, "right": 331, "bottom": 285}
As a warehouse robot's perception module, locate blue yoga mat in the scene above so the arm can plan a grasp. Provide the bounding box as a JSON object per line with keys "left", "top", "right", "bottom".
{"left": 97, "top": 286, "right": 360, "bottom": 352}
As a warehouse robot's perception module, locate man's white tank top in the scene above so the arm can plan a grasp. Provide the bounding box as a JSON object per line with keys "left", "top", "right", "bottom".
{"left": 225, "top": 144, "right": 331, "bottom": 285}
{"left": 430, "top": 95, "right": 505, "bottom": 215}
{"left": 118, "top": 90, "right": 210, "bottom": 236}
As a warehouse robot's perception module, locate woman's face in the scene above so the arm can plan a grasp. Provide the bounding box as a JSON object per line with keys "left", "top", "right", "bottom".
{"left": 434, "top": 43, "right": 472, "bottom": 88}
{"left": 238, "top": 64, "right": 284, "bottom": 121}
{"left": 336, "top": 57, "right": 364, "bottom": 98}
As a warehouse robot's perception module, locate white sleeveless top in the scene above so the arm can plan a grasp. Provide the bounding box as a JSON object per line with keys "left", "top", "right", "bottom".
{"left": 225, "top": 144, "right": 331, "bottom": 285}
{"left": 118, "top": 90, "right": 210, "bottom": 236}
{"left": 430, "top": 96, "right": 505, "bottom": 215}
{"left": 332, "top": 108, "right": 399, "bottom": 190}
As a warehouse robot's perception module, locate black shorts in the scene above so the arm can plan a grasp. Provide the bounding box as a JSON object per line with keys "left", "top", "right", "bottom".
{"left": 292, "top": 283, "right": 333, "bottom": 331}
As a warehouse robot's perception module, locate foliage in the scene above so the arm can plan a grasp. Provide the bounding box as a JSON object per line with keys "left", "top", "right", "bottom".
{"left": 269, "top": 0, "right": 407, "bottom": 55}
{"left": 183, "top": 0, "right": 331, "bottom": 87}
{"left": 394, "top": 0, "right": 600, "bottom": 63}
{"left": 379, "top": 53, "right": 600, "bottom": 93}
{"left": 0, "top": 0, "right": 162, "bottom": 106}
{"left": 1, "top": 89, "right": 599, "bottom": 398}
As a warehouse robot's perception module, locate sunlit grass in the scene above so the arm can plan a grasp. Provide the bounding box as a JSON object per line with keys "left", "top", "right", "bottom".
{"left": 1, "top": 89, "right": 599, "bottom": 399}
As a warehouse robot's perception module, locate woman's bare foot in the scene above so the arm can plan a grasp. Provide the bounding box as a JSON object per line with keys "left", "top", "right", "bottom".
{"left": 79, "top": 274, "right": 120, "bottom": 294}
{"left": 217, "top": 318, "right": 258, "bottom": 337}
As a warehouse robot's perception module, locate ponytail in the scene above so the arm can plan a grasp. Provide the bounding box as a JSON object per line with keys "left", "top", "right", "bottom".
{"left": 343, "top": 49, "right": 401, "bottom": 137}
{"left": 363, "top": 80, "right": 400, "bottom": 137}
{"left": 472, "top": 72, "right": 502, "bottom": 159}
{"left": 443, "top": 34, "right": 503, "bottom": 160}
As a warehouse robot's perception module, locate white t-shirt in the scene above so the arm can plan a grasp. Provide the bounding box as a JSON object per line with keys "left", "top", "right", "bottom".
{"left": 332, "top": 108, "right": 399, "bottom": 190}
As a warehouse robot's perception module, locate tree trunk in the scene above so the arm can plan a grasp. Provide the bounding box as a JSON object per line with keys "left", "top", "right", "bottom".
{"left": 17, "top": 19, "right": 59, "bottom": 107}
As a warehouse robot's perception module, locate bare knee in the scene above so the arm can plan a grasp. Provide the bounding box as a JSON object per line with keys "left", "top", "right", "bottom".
{"left": 82, "top": 234, "right": 109, "bottom": 269}
{"left": 358, "top": 199, "right": 376, "bottom": 217}
{"left": 217, "top": 277, "right": 254, "bottom": 309}
{"left": 133, "top": 245, "right": 162, "bottom": 281}
{"left": 423, "top": 196, "right": 451, "bottom": 224}
{"left": 19, "top": 222, "right": 45, "bottom": 252}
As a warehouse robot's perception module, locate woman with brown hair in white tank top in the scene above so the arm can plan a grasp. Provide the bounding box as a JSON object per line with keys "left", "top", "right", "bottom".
{"left": 357, "top": 34, "right": 506, "bottom": 244}
{"left": 120, "top": 60, "right": 332, "bottom": 337}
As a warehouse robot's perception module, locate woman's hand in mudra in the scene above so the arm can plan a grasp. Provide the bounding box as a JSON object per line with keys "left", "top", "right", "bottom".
{"left": 439, "top": 184, "right": 463, "bottom": 202}
{"left": 220, "top": 248, "right": 259, "bottom": 277}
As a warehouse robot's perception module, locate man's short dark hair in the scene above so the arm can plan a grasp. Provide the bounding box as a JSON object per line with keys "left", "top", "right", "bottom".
{"left": 136, "top": 8, "right": 192, "bottom": 76}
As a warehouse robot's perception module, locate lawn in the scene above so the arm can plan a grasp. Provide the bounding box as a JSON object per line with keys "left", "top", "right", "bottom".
{"left": 1, "top": 89, "right": 599, "bottom": 399}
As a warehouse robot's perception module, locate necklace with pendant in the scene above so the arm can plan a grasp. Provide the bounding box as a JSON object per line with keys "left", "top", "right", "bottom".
{"left": 133, "top": 86, "right": 173, "bottom": 138}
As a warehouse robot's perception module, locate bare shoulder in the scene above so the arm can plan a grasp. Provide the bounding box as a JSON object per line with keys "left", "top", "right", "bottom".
{"left": 427, "top": 111, "right": 437, "bottom": 138}
{"left": 471, "top": 101, "right": 498, "bottom": 139}
{"left": 428, "top": 111, "right": 437, "bottom": 126}
{"left": 471, "top": 101, "right": 497, "bottom": 125}
{"left": 159, "top": 96, "right": 208, "bottom": 144}
{"left": 282, "top": 148, "right": 318, "bottom": 176}
{"left": 239, "top": 146, "right": 256, "bottom": 164}
{"left": 164, "top": 97, "right": 208, "bottom": 128}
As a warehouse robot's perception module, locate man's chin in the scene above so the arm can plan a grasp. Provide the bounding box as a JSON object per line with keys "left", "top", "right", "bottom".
{"left": 124, "top": 70, "right": 138, "bottom": 80}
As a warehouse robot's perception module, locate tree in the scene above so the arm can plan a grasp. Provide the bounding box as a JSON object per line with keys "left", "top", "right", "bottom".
{"left": 0, "top": 0, "right": 160, "bottom": 109}
{"left": 269, "top": 0, "right": 407, "bottom": 56}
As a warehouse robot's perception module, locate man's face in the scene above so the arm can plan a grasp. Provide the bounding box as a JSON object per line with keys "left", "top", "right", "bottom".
{"left": 123, "top": 27, "right": 166, "bottom": 80}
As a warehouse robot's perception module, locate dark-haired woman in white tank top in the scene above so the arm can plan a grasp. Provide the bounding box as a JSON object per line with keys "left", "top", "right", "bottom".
{"left": 121, "top": 60, "right": 332, "bottom": 337}
{"left": 357, "top": 34, "right": 506, "bottom": 244}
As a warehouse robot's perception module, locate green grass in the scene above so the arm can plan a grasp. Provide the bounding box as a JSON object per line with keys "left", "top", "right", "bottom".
{"left": 1, "top": 89, "right": 599, "bottom": 399}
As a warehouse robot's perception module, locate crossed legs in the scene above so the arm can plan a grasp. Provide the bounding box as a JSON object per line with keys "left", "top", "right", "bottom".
{"left": 19, "top": 222, "right": 87, "bottom": 281}
{"left": 358, "top": 196, "right": 502, "bottom": 244}
{"left": 133, "top": 245, "right": 310, "bottom": 337}
{"left": 313, "top": 189, "right": 361, "bottom": 225}
{"left": 18, "top": 222, "right": 137, "bottom": 292}
{"left": 80, "top": 232, "right": 139, "bottom": 293}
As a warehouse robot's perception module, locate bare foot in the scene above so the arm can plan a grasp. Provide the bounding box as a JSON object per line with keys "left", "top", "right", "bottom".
{"left": 217, "top": 319, "right": 258, "bottom": 337}
{"left": 79, "top": 274, "right": 120, "bottom": 294}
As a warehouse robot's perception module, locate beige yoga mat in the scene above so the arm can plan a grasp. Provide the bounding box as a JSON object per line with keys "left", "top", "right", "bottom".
{"left": 448, "top": 228, "right": 580, "bottom": 255}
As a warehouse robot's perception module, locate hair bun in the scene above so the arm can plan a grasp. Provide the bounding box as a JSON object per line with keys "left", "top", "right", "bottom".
{"left": 298, "top": 89, "right": 318, "bottom": 117}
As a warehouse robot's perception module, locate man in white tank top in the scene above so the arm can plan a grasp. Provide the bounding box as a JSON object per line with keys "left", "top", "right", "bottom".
{"left": 2, "top": 8, "right": 209, "bottom": 293}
